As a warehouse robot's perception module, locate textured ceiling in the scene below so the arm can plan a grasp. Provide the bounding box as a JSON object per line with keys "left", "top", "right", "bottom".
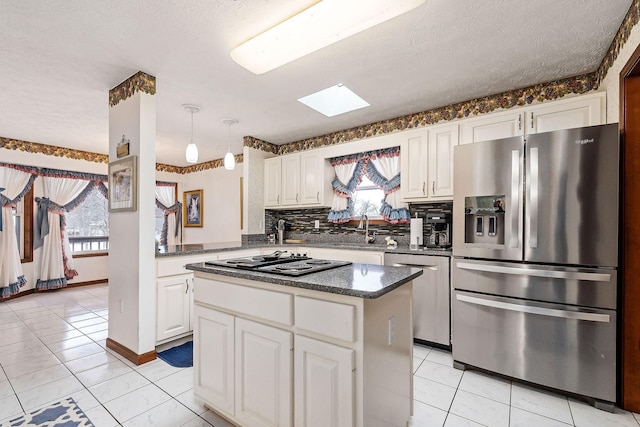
{"left": 0, "top": 0, "right": 632, "bottom": 166}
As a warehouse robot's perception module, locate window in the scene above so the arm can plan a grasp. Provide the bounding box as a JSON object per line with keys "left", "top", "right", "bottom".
{"left": 351, "top": 176, "right": 384, "bottom": 219}
{"left": 155, "top": 205, "right": 164, "bottom": 243}
{"left": 11, "top": 186, "right": 33, "bottom": 263}
{"left": 65, "top": 186, "right": 109, "bottom": 254}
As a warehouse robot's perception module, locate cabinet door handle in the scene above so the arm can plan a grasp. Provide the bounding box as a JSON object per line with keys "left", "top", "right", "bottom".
{"left": 316, "top": 191, "right": 319, "bottom": 202}
{"left": 422, "top": 182, "right": 426, "bottom": 195}
{"left": 277, "top": 195, "right": 280, "bottom": 204}
{"left": 296, "top": 193, "right": 299, "bottom": 203}
{"left": 432, "top": 181, "right": 435, "bottom": 194}
{"left": 518, "top": 113, "right": 522, "bottom": 130}
{"left": 185, "top": 279, "right": 189, "bottom": 294}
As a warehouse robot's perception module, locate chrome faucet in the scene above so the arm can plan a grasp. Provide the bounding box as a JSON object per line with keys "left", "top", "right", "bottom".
{"left": 358, "top": 214, "right": 376, "bottom": 244}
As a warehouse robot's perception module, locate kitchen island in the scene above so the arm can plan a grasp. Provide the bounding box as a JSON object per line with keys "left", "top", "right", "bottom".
{"left": 185, "top": 260, "right": 422, "bottom": 427}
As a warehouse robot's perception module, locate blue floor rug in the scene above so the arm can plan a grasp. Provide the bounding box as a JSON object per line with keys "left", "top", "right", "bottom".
{"left": 157, "top": 340, "right": 193, "bottom": 367}
{"left": 2, "top": 397, "right": 94, "bottom": 427}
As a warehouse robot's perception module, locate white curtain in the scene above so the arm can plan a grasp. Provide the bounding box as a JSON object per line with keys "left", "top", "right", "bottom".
{"left": 0, "top": 166, "right": 35, "bottom": 298}
{"left": 369, "top": 155, "right": 408, "bottom": 216}
{"left": 330, "top": 162, "right": 360, "bottom": 213}
{"left": 155, "top": 185, "right": 181, "bottom": 246}
{"left": 35, "top": 176, "right": 92, "bottom": 290}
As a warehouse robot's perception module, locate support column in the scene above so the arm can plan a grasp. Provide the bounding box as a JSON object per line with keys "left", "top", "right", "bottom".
{"left": 106, "top": 72, "right": 157, "bottom": 364}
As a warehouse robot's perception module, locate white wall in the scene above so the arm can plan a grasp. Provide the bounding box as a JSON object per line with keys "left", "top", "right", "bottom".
{"left": 181, "top": 164, "right": 243, "bottom": 244}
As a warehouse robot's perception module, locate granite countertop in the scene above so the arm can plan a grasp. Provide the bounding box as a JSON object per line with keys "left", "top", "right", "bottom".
{"left": 157, "top": 241, "right": 452, "bottom": 257}
{"left": 185, "top": 261, "right": 423, "bottom": 299}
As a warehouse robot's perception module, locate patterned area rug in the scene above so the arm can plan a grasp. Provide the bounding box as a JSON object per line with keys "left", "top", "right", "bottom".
{"left": 1, "top": 398, "right": 94, "bottom": 427}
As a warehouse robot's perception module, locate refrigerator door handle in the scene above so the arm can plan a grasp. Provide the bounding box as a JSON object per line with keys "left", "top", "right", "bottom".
{"left": 529, "top": 146, "right": 539, "bottom": 248}
{"left": 510, "top": 149, "right": 520, "bottom": 248}
{"left": 456, "top": 262, "right": 611, "bottom": 282}
{"left": 456, "top": 293, "right": 610, "bottom": 323}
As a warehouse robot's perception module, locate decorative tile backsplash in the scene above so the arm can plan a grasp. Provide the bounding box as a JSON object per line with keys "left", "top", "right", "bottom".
{"left": 265, "top": 202, "right": 452, "bottom": 245}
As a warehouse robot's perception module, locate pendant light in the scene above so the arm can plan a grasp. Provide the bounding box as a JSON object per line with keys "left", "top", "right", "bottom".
{"left": 182, "top": 104, "right": 200, "bottom": 164}
{"left": 222, "top": 118, "right": 238, "bottom": 170}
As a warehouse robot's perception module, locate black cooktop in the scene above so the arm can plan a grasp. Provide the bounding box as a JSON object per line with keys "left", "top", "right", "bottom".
{"left": 205, "top": 256, "right": 351, "bottom": 277}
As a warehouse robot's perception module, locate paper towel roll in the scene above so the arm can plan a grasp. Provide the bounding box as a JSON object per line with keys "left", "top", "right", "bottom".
{"left": 410, "top": 218, "right": 423, "bottom": 249}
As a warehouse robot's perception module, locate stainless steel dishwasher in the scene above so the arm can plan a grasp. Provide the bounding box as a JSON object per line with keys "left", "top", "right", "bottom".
{"left": 384, "top": 253, "right": 451, "bottom": 346}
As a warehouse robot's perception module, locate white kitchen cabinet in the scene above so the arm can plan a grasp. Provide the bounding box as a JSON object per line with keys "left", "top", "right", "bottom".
{"left": 264, "top": 157, "right": 282, "bottom": 207}
{"left": 302, "top": 247, "right": 383, "bottom": 265}
{"left": 156, "top": 274, "right": 192, "bottom": 342}
{"left": 400, "top": 130, "right": 428, "bottom": 199}
{"left": 156, "top": 253, "right": 214, "bottom": 345}
{"left": 294, "top": 335, "right": 354, "bottom": 427}
{"left": 460, "top": 92, "right": 606, "bottom": 144}
{"left": 281, "top": 155, "right": 301, "bottom": 206}
{"left": 400, "top": 124, "right": 458, "bottom": 202}
{"left": 264, "top": 152, "right": 333, "bottom": 208}
{"left": 193, "top": 305, "right": 235, "bottom": 417}
{"left": 235, "top": 318, "right": 293, "bottom": 427}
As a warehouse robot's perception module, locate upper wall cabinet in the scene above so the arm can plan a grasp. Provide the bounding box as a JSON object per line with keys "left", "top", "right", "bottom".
{"left": 460, "top": 92, "right": 606, "bottom": 144}
{"left": 264, "top": 152, "right": 333, "bottom": 209}
{"left": 401, "top": 123, "right": 458, "bottom": 202}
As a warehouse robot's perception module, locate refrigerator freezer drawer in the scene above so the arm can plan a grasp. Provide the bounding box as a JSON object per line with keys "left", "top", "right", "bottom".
{"left": 452, "top": 290, "right": 616, "bottom": 403}
{"left": 453, "top": 258, "right": 617, "bottom": 310}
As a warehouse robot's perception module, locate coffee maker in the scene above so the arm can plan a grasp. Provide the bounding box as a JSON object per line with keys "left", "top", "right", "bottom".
{"left": 426, "top": 212, "right": 452, "bottom": 249}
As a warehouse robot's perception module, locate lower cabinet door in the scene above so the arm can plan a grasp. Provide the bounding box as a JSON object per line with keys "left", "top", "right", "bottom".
{"left": 294, "top": 335, "right": 354, "bottom": 427}
{"left": 235, "top": 318, "right": 293, "bottom": 427}
{"left": 156, "top": 275, "right": 191, "bottom": 342}
{"left": 193, "top": 306, "right": 235, "bottom": 417}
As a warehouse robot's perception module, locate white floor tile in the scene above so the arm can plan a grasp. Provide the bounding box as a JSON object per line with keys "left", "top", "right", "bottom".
{"left": 9, "top": 363, "right": 72, "bottom": 393}
{"left": 0, "top": 380, "right": 14, "bottom": 399}
{"left": 511, "top": 383, "right": 573, "bottom": 425}
{"left": 55, "top": 342, "right": 105, "bottom": 362}
{"left": 444, "top": 413, "right": 486, "bottom": 427}
{"left": 16, "top": 375, "right": 84, "bottom": 411}
{"left": 510, "top": 407, "right": 573, "bottom": 427}
{"left": 65, "top": 312, "right": 99, "bottom": 323}
{"left": 200, "top": 410, "right": 236, "bottom": 427}
{"left": 179, "top": 416, "right": 215, "bottom": 427}
{"left": 414, "top": 344, "right": 432, "bottom": 359}
{"left": 175, "top": 389, "right": 209, "bottom": 415}
{"left": 415, "top": 360, "right": 464, "bottom": 388}
{"left": 103, "top": 383, "right": 172, "bottom": 423}
{"left": 458, "top": 370, "right": 512, "bottom": 405}
{"left": 87, "top": 329, "right": 110, "bottom": 342}
{"left": 66, "top": 389, "right": 102, "bottom": 412}
{"left": 154, "top": 368, "right": 194, "bottom": 397}
{"left": 414, "top": 356, "right": 424, "bottom": 374}
{"left": 83, "top": 404, "right": 121, "bottom": 427}
{"left": 569, "top": 399, "right": 639, "bottom": 427}
{"left": 65, "top": 351, "right": 119, "bottom": 374}
{"left": 414, "top": 375, "right": 457, "bottom": 411}
{"left": 427, "top": 348, "right": 455, "bottom": 367}
{"left": 71, "top": 317, "right": 106, "bottom": 328}
{"left": 0, "top": 394, "right": 23, "bottom": 422}
{"left": 76, "top": 359, "right": 133, "bottom": 387}
{"left": 39, "top": 328, "right": 84, "bottom": 344}
{"left": 45, "top": 335, "right": 94, "bottom": 353}
{"left": 3, "top": 352, "right": 62, "bottom": 379}
{"left": 136, "top": 358, "right": 184, "bottom": 382}
{"left": 0, "top": 339, "right": 45, "bottom": 360}
{"left": 122, "top": 399, "right": 198, "bottom": 427}
{"left": 77, "top": 322, "right": 109, "bottom": 335}
{"left": 449, "top": 389, "right": 510, "bottom": 427}
{"left": 409, "top": 399, "right": 448, "bottom": 427}
{"left": 89, "top": 370, "right": 151, "bottom": 403}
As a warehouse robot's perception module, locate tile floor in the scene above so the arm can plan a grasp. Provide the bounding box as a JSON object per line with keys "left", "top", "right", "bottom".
{"left": 0, "top": 284, "right": 637, "bottom": 427}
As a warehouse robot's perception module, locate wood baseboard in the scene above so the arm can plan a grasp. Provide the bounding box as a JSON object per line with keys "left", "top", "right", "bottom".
{"left": 106, "top": 338, "right": 157, "bottom": 366}
{"left": 64, "top": 279, "right": 108, "bottom": 288}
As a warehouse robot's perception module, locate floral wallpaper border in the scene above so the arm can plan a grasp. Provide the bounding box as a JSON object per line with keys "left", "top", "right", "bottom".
{"left": 108, "top": 71, "right": 156, "bottom": 107}
{"left": 3, "top": 0, "right": 639, "bottom": 171}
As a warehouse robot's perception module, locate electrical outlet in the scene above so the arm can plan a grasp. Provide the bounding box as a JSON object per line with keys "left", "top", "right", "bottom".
{"left": 388, "top": 316, "right": 396, "bottom": 345}
{"left": 314, "top": 220, "right": 320, "bottom": 229}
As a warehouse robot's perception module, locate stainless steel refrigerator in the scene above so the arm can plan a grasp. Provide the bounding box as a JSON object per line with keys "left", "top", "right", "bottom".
{"left": 452, "top": 123, "right": 619, "bottom": 409}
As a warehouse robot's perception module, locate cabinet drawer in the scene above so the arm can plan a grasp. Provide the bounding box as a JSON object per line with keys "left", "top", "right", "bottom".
{"left": 157, "top": 254, "right": 215, "bottom": 277}
{"left": 195, "top": 279, "right": 293, "bottom": 326}
{"left": 295, "top": 296, "right": 355, "bottom": 342}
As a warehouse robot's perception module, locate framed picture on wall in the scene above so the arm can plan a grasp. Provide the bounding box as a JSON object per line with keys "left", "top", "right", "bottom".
{"left": 184, "top": 189, "right": 203, "bottom": 227}
{"left": 108, "top": 156, "right": 137, "bottom": 212}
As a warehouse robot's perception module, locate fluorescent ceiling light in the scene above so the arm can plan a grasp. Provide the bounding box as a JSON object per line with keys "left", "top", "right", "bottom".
{"left": 298, "top": 84, "right": 370, "bottom": 117}
{"left": 230, "top": 0, "right": 426, "bottom": 75}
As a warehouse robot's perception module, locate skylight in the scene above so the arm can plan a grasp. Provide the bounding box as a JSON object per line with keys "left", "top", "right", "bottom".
{"left": 297, "top": 84, "right": 370, "bottom": 117}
